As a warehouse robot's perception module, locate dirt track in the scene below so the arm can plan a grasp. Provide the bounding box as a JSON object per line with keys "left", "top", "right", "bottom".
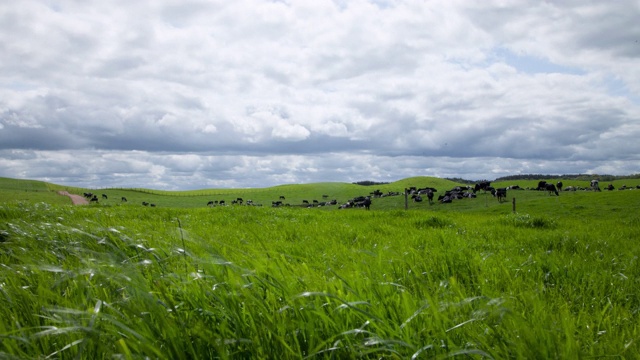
{"left": 57, "top": 191, "right": 89, "bottom": 205}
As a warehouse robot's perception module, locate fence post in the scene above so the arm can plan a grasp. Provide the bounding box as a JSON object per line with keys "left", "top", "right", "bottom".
{"left": 512, "top": 197, "right": 516, "bottom": 213}
{"left": 404, "top": 188, "right": 408, "bottom": 210}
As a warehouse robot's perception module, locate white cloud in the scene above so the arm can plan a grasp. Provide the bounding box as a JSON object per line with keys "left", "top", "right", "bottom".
{"left": 0, "top": 0, "right": 639, "bottom": 189}
{"left": 271, "top": 123, "right": 310, "bottom": 141}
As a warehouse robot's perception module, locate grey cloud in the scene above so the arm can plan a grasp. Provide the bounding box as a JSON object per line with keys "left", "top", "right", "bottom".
{"left": 1, "top": 1, "right": 639, "bottom": 189}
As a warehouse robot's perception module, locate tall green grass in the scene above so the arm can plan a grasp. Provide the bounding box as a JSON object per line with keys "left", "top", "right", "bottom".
{"left": 1, "top": 200, "right": 639, "bottom": 358}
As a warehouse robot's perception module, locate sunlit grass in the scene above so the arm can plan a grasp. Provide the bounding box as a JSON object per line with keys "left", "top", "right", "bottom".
{"left": 1, "top": 201, "right": 639, "bottom": 358}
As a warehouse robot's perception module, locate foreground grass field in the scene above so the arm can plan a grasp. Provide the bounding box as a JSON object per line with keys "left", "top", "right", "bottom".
{"left": 1, "top": 177, "right": 639, "bottom": 358}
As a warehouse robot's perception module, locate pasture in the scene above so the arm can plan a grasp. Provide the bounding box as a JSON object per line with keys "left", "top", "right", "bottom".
{"left": 1, "top": 177, "right": 639, "bottom": 359}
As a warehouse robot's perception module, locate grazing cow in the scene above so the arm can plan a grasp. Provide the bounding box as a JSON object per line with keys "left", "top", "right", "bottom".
{"left": 492, "top": 188, "right": 507, "bottom": 202}
{"left": 474, "top": 181, "right": 491, "bottom": 193}
{"left": 150, "top": 204, "right": 156, "bottom": 207}
{"left": 272, "top": 201, "right": 283, "bottom": 207}
{"left": 363, "top": 196, "right": 371, "bottom": 210}
{"left": 236, "top": 198, "right": 244, "bottom": 204}
{"left": 90, "top": 195, "right": 99, "bottom": 203}
{"left": 84, "top": 192, "right": 93, "bottom": 198}
{"left": 207, "top": 201, "right": 214, "bottom": 207}
{"left": 279, "top": 195, "right": 285, "bottom": 200}
{"left": 322, "top": 194, "right": 329, "bottom": 199}
{"left": 313, "top": 200, "right": 319, "bottom": 204}
{"left": 606, "top": 184, "right": 615, "bottom": 191}
{"left": 102, "top": 194, "right": 108, "bottom": 200}
{"left": 497, "top": 188, "right": 507, "bottom": 202}
{"left": 556, "top": 181, "right": 563, "bottom": 191}
{"left": 411, "top": 194, "right": 423, "bottom": 202}
{"left": 591, "top": 180, "right": 601, "bottom": 191}
{"left": 219, "top": 200, "right": 225, "bottom": 206}
{"left": 536, "top": 181, "right": 547, "bottom": 191}
{"left": 121, "top": 197, "right": 127, "bottom": 202}
{"left": 142, "top": 201, "right": 149, "bottom": 206}
{"left": 545, "top": 183, "right": 559, "bottom": 196}
{"left": 426, "top": 189, "right": 434, "bottom": 204}
{"left": 302, "top": 200, "right": 309, "bottom": 204}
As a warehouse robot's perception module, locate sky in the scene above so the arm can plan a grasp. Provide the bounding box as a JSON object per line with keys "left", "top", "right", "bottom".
{"left": 1, "top": 0, "right": 639, "bottom": 190}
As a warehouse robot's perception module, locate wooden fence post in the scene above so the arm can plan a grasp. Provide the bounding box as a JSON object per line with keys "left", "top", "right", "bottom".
{"left": 404, "top": 188, "right": 408, "bottom": 210}
{"left": 512, "top": 197, "right": 516, "bottom": 213}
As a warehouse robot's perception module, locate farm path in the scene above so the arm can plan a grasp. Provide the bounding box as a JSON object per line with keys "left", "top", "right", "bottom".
{"left": 57, "top": 191, "right": 89, "bottom": 205}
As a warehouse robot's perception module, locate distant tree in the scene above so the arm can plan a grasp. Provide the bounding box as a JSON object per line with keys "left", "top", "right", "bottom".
{"left": 352, "top": 181, "right": 390, "bottom": 186}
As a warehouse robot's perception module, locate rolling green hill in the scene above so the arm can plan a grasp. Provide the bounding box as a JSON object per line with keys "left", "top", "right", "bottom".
{"left": 2, "top": 176, "right": 640, "bottom": 218}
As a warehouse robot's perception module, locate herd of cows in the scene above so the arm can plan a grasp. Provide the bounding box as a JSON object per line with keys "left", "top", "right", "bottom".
{"left": 81, "top": 179, "right": 637, "bottom": 209}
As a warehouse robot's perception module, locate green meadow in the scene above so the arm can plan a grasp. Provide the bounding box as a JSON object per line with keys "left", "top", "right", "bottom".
{"left": 1, "top": 177, "right": 639, "bottom": 359}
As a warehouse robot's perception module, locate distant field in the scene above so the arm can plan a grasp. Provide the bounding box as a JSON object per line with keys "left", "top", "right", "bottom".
{"left": 3, "top": 176, "right": 640, "bottom": 212}
{"left": 1, "top": 176, "right": 639, "bottom": 358}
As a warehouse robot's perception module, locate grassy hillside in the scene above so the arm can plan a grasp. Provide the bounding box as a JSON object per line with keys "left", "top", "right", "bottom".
{"left": 1, "top": 176, "right": 464, "bottom": 209}
{"left": 3, "top": 176, "right": 640, "bottom": 217}
{"left": 0, "top": 177, "right": 69, "bottom": 205}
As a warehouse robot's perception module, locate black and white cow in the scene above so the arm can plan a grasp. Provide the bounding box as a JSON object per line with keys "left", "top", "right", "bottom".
{"left": 492, "top": 188, "right": 507, "bottom": 202}
{"left": 545, "top": 183, "right": 559, "bottom": 196}
{"left": 474, "top": 181, "right": 491, "bottom": 193}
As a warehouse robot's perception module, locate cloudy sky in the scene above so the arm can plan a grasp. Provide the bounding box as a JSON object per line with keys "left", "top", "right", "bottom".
{"left": 1, "top": 0, "right": 639, "bottom": 190}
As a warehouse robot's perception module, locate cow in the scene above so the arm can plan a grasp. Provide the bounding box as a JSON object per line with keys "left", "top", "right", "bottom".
{"left": 207, "top": 201, "right": 215, "bottom": 207}
{"left": 556, "top": 181, "right": 563, "bottom": 191}
{"left": 362, "top": 196, "right": 371, "bottom": 210}
{"left": 545, "top": 183, "right": 559, "bottom": 196}
{"left": 606, "top": 184, "right": 615, "bottom": 191}
{"left": 142, "top": 201, "right": 149, "bottom": 206}
{"left": 279, "top": 195, "right": 285, "bottom": 200}
{"left": 102, "top": 194, "right": 108, "bottom": 200}
{"left": 302, "top": 200, "right": 309, "bottom": 204}
{"left": 272, "top": 201, "right": 283, "bottom": 207}
{"left": 474, "top": 181, "right": 491, "bottom": 193}
{"left": 411, "top": 194, "right": 423, "bottom": 202}
{"left": 536, "top": 181, "right": 547, "bottom": 191}
{"left": 236, "top": 198, "right": 244, "bottom": 204}
{"left": 591, "top": 180, "right": 601, "bottom": 191}
{"left": 492, "top": 188, "right": 507, "bottom": 202}
{"left": 150, "top": 203, "right": 156, "bottom": 207}
{"left": 121, "top": 197, "right": 127, "bottom": 202}
{"left": 438, "top": 194, "right": 452, "bottom": 203}
{"left": 426, "top": 189, "right": 435, "bottom": 204}
{"left": 90, "top": 195, "right": 99, "bottom": 203}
